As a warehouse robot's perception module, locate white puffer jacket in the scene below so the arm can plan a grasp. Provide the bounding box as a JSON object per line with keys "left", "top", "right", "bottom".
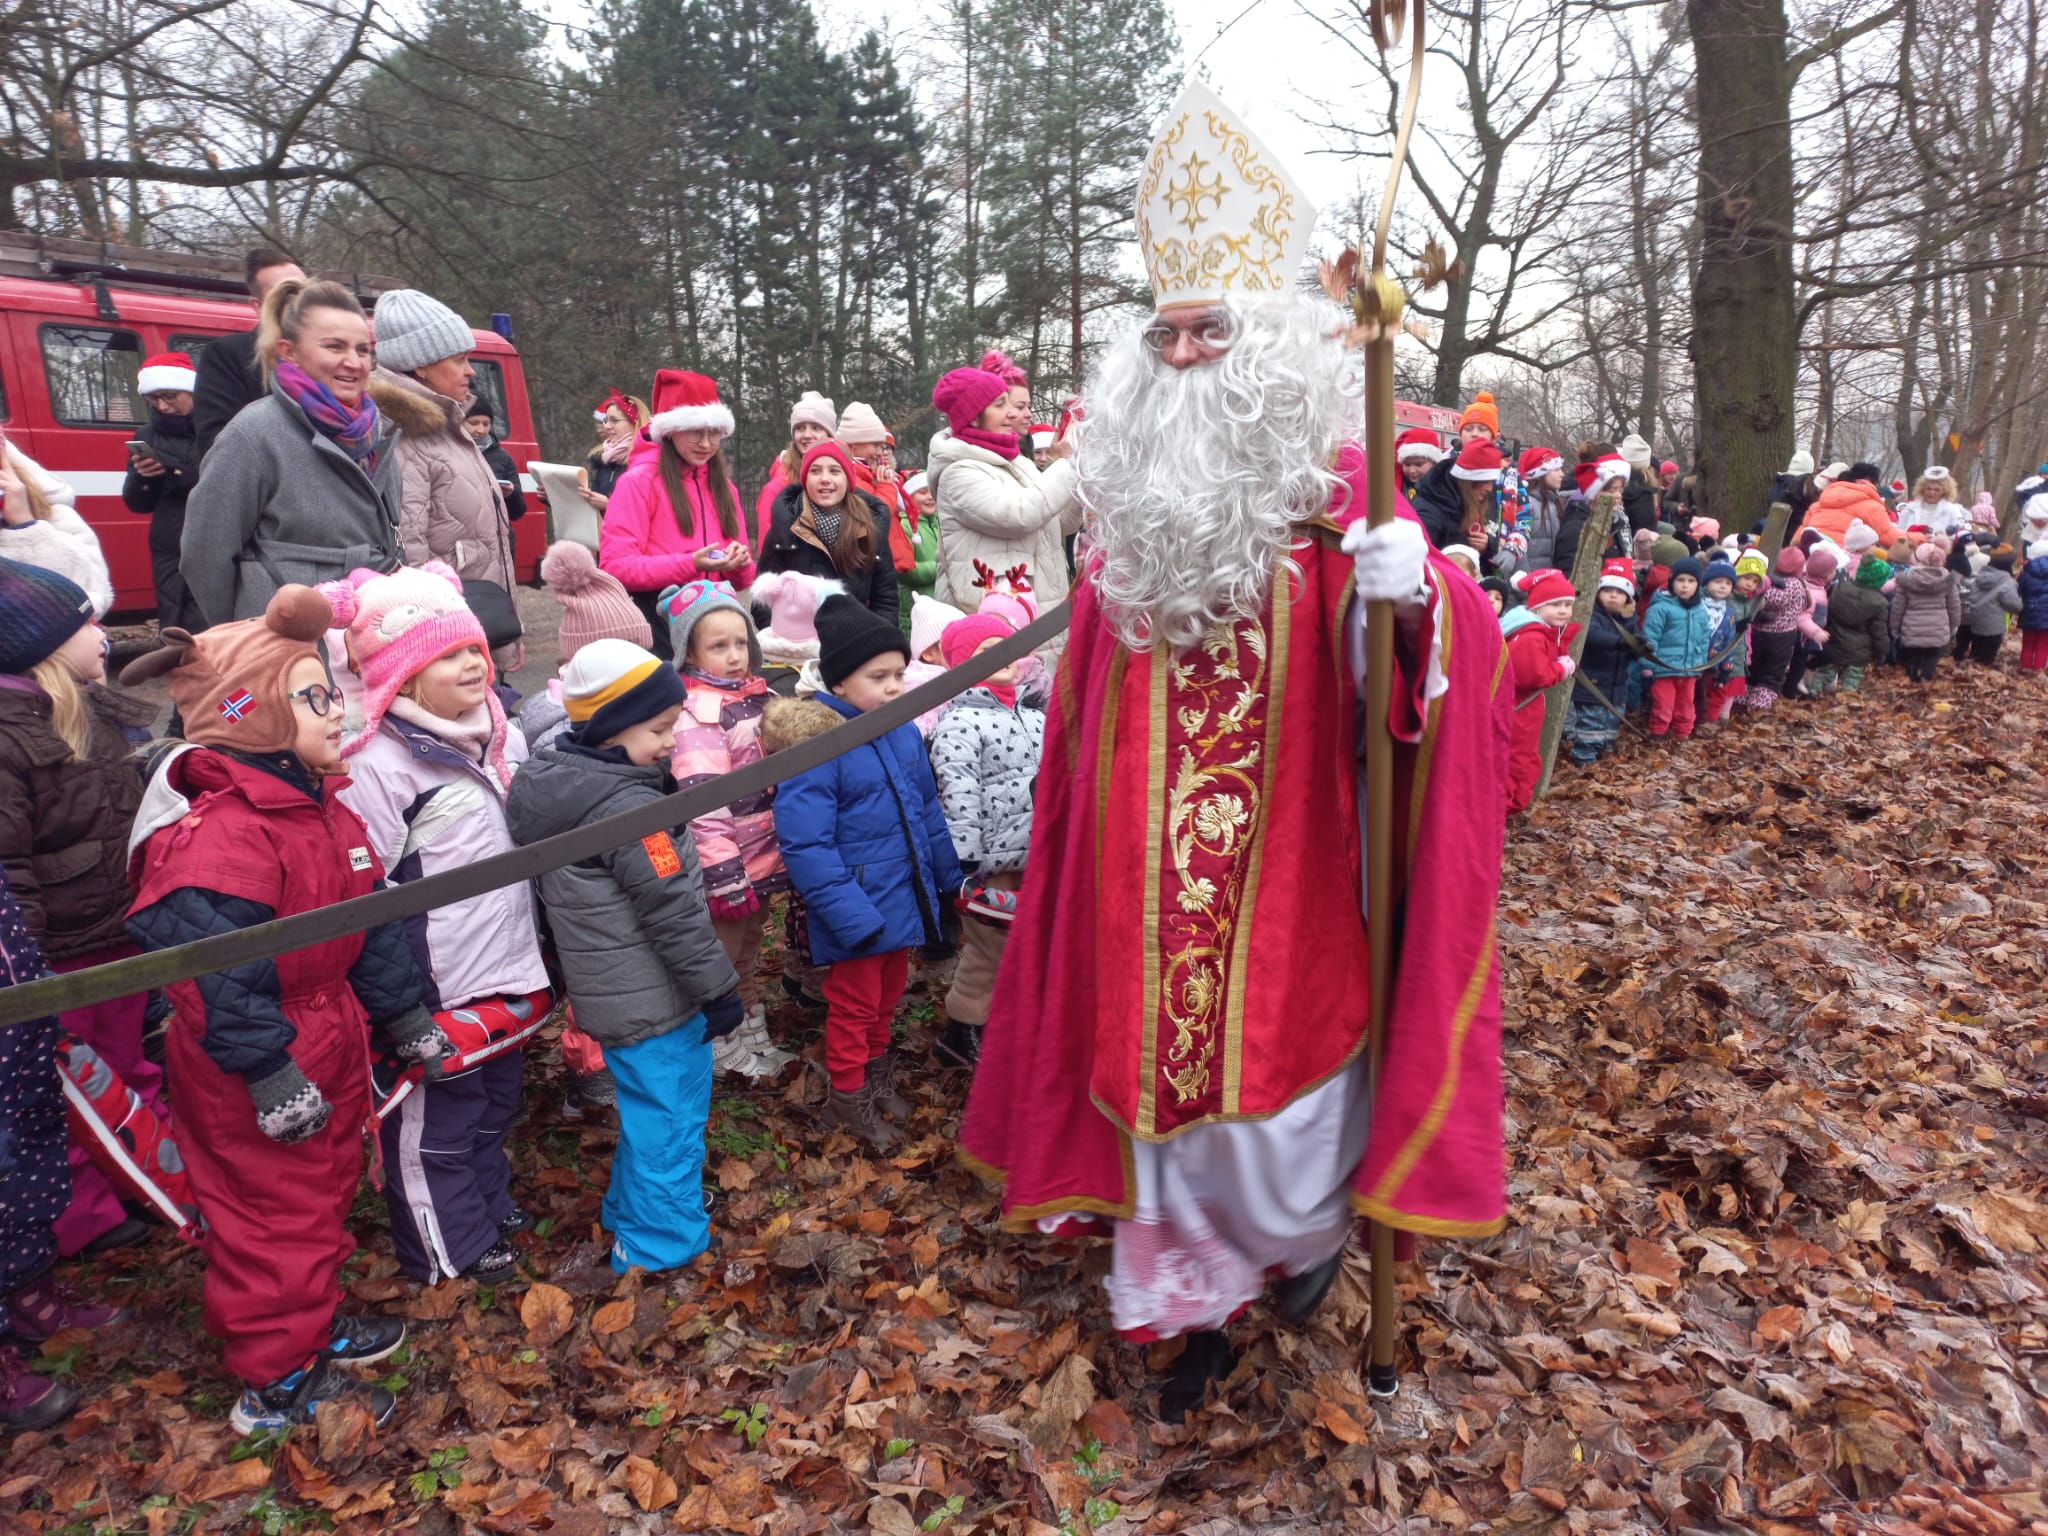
{"left": 928, "top": 429, "right": 1081, "bottom": 612}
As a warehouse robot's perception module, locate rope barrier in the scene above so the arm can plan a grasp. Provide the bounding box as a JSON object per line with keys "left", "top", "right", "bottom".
{"left": 0, "top": 602, "right": 1072, "bottom": 1030}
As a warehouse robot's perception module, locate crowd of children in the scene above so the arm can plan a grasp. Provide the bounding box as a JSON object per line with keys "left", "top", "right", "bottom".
{"left": 0, "top": 509, "right": 1046, "bottom": 1432}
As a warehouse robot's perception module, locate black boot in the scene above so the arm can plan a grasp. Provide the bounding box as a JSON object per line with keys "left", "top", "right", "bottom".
{"left": 1274, "top": 1250, "right": 1346, "bottom": 1323}
{"left": 1159, "top": 1329, "right": 1235, "bottom": 1424}
{"left": 933, "top": 1018, "right": 981, "bottom": 1070}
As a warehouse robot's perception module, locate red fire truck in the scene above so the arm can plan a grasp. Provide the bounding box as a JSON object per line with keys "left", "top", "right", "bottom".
{"left": 0, "top": 233, "right": 543, "bottom": 619}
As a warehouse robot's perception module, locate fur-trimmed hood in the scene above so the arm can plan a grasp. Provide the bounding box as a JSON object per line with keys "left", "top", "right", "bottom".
{"left": 367, "top": 367, "right": 465, "bottom": 437}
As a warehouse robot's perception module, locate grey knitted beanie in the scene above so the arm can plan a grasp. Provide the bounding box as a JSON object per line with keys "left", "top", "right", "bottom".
{"left": 372, "top": 289, "right": 475, "bottom": 373}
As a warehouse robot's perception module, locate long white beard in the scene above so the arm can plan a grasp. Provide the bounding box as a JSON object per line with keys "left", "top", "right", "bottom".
{"left": 1077, "top": 297, "right": 1359, "bottom": 652}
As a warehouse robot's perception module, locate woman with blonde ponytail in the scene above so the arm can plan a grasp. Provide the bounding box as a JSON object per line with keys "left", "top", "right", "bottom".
{"left": 0, "top": 556, "right": 162, "bottom": 1265}
{"left": 181, "top": 275, "right": 404, "bottom": 626}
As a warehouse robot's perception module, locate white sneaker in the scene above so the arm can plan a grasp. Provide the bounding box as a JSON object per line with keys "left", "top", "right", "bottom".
{"left": 736, "top": 1007, "right": 797, "bottom": 1074}
{"left": 711, "top": 1031, "right": 773, "bottom": 1081}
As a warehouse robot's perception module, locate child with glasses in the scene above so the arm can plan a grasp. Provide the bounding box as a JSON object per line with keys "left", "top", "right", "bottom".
{"left": 123, "top": 586, "right": 450, "bottom": 1434}
{"left": 324, "top": 564, "right": 552, "bottom": 1288}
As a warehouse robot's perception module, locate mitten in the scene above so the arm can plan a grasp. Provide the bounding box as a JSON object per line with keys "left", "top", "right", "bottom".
{"left": 1557, "top": 655, "right": 1576, "bottom": 678}
{"left": 709, "top": 888, "right": 759, "bottom": 923}
{"left": 248, "top": 1061, "right": 331, "bottom": 1144}
{"left": 1341, "top": 519, "right": 1428, "bottom": 606}
{"left": 700, "top": 991, "right": 744, "bottom": 1042}
{"left": 386, "top": 1004, "right": 456, "bottom": 1082}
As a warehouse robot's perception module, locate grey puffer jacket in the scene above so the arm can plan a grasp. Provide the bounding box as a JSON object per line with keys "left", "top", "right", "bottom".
{"left": 1963, "top": 565, "right": 2023, "bottom": 637}
{"left": 182, "top": 384, "right": 404, "bottom": 626}
{"left": 504, "top": 746, "right": 738, "bottom": 1048}
{"left": 927, "top": 689, "right": 1045, "bottom": 876}
{"left": 1889, "top": 564, "right": 1962, "bottom": 649}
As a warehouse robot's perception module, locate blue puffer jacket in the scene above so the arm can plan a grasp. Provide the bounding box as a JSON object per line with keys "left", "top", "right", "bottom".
{"left": 773, "top": 692, "right": 964, "bottom": 965}
{"left": 1640, "top": 587, "right": 1716, "bottom": 676}
{"left": 2020, "top": 552, "right": 2048, "bottom": 630}
{"left": 1573, "top": 603, "right": 1639, "bottom": 708}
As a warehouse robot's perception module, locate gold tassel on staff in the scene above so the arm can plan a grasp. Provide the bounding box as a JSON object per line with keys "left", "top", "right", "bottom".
{"left": 1325, "top": 0, "right": 1438, "bottom": 1403}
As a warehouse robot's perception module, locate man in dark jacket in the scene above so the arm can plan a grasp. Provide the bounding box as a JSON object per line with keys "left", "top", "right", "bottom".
{"left": 191, "top": 249, "right": 304, "bottom": 462}
{"left": 461, "top": 399, "right": 526, "bottom": 522}
{"left": 122, "top": 352, "right": 206, "bottom": 631}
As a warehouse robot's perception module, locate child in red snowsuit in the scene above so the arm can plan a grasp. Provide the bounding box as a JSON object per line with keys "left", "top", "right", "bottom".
{"left": 122, "top": 587, "right": 452, "bottom": 1435}
{"left": 1501, "top": 570, "right": 1579, "bottom": 813}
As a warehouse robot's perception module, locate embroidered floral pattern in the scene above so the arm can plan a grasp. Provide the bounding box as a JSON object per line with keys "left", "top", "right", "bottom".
{"left": 1157, "top": 618, "right": 1270, "bottom": 1105}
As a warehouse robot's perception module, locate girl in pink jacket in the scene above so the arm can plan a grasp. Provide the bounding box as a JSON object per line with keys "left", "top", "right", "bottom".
{"left": 599, "top": 371, "right": 753, "bottom": 658}
{"left": 658, "top": 580, "right": 792, "bottom": 1083}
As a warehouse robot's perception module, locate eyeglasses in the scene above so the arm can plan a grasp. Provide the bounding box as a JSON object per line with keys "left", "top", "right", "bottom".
{"left": 1141, "top": 312, "right": 1234, "bottom": 354}
{"left": 288, "top": 682, "right": 342, "bottom": 717}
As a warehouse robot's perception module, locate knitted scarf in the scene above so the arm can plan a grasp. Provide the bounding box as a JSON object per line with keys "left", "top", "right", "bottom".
{"left": 954, "top": 424, "right": 1021, "bottom": 461}
{"left": 276, "top": 360, "right": 380, "bottom": 471}
{"left": 600, "top": 434, "right": 632, "bottom": 466}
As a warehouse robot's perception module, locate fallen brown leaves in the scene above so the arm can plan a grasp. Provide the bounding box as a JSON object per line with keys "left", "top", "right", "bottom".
{"left": 6, "top": 667, "right": 2047, "bottom": 1533}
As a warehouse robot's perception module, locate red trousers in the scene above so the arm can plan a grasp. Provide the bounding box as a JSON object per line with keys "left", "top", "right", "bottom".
{"left": 1702, "top": 677, "right": 1745, "bottom": 721}
{"left": 2021, "top": 629, "right": 2048, "bottom": 672}
{"left": 1648, "top": 676, "right": 1697, "bottom": 737}
{"left": 170, "top": 1009, "right": 367, "bottom": 1385}
{"left": 823, "top": 950, "right": 910, "bottom": 1091}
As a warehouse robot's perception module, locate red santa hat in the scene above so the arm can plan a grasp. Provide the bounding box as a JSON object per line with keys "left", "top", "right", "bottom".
{"left": 1396, "top": 428, "right": 1445, "bottom": 464}
{"left": 1576, "top": 456, "right": 1630, "bottom": 496}
{"left": 1523, "top": 570, "right": 1575, "bottom": 609}
{"left": 1889, "top": 478, "right": 1907, "bottom": 494}
{"left": 137, "top": 351, "right": 197, "bottom": 396}
{"left": 1516, "top": 446, "right": 1562, "bottom": 480}
{"left": 1843, "top": 519, "right": 1881, "bottom": 553}
{"left": 1029, "top": 423, "right": 1058, "bottom": 452}
{"left": 1597, "top": 558, "right": 1635, "bottom": 597}
{"left": 1450, "top": 439, "right": 1506, "bottom": 482}
{"left": 646, "top": 369, "right": 735, "bottom": 440}
{"left": 1510, "top": 570, "right": 1535, "bottom": 595}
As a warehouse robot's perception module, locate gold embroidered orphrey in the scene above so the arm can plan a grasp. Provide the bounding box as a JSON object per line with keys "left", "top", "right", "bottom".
{"left": 1137, "top": 103, "right": 1304, "bottom": 305}
{"left": 1157, "top": 615, "right": 1271, "bottom": 1106}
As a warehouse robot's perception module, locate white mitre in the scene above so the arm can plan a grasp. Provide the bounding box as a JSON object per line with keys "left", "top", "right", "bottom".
{"left": 1134, "top": 78, "right": 1319, "bottom": 312}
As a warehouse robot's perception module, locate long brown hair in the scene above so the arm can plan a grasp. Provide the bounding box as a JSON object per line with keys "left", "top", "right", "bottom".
{"left": 658, "top": 437, "right": 743, "bottom": 543}
{"left": 805, "top": 479, "right": 878, "bottom": 576}
{"left": 256, "top": 276, "right": 366, "bottom": 382}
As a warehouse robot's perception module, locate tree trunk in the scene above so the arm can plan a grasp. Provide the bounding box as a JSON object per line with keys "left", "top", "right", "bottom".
{"left": 1686, "top": 0, "right": 1797, "bottom": 536}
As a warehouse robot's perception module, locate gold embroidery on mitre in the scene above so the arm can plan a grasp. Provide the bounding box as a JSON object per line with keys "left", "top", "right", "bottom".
{"left": 1156, "top": 617, "right": 1270, "bottom": 1106}
{"left": 1135, "top": 79, "right": 1318, "bottom": 311}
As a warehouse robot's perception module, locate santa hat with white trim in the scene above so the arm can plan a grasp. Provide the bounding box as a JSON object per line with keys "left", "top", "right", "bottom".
{"left": 1029, "top": 424, "right": 1058, "bottom": 453}
{"left": 1597, "top": 558, "right": 1635, "bottom": 597}
{"left": 1450, "top": 439, "right": 1506, "bottom": 482}
{"left": 1396, "top": 427, "right": 1445, "bottom": 464}
{"left": 137, "top": 351, "right": 197, "bottom": 396}
{"left": 646, "top": 369, "right": 736, "bottom": 440}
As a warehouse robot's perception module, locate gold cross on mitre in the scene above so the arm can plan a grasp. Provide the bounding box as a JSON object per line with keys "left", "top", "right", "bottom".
{"left": 1135, "top": 78, "right": 1319, "bottom": 312}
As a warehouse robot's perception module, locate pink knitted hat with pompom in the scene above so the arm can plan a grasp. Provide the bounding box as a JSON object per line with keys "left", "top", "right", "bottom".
{"left": 978, "top": 349, "right": 1027, "bottom": 387}
{"left": 320, "top": 562, "right": 511, "bottom": 785}
{"left": 540, "top": 540, "right": 650, "bottom": 661}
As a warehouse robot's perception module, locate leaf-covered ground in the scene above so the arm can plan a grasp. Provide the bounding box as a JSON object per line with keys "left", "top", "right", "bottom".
{"left": 7, "top": 667, "right": 2048, "bottom": 1536}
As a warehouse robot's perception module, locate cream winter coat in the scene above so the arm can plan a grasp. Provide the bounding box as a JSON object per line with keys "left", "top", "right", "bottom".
{"left": 928, "top": 429, "right": 1081, "bottom": 612}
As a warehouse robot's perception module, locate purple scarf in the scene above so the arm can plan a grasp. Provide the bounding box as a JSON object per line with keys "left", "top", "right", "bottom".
{"left": 276, "top": 359, "right": 380, "bottom": 471}
{"left": 954, "top": 424, "right": 1021, "bottom": 461}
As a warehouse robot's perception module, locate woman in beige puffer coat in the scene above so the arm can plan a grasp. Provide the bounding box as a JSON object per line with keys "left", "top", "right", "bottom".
{"left": 366, "top": 289, "right": 519, "bottom": 669}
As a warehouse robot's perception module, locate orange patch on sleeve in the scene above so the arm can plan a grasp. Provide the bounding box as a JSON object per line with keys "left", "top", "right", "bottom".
{"left": 641, "top": 832, "right": 682, "bottom": 878}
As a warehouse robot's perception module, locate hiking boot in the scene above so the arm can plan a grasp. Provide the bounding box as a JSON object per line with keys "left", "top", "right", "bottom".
{"left": 0, "top": 1350, "right": 77, "bottom": 1432}
{"left": 734, "top": 1007, "right": 797, "bottom": 1075}
{"left": 1159, "top": 1329, "right": 1236, "bottom": 1424}
{"left": 868, "top": 1049, "right": 917, "bottom": 1123}
{"left": 230, "top": 1356, "right": 396, "bottom": 1435}
{"left": 6, "top": 1276, "right": 131, "bottom": 1343}
{"left": 80, "top": 1217, "right": 152, "bottom": 1257}
{"left": 933, "top": 1018, "right": 982, "bottom": 1071}
{"left": 497, "top": 1204, "right": 535, "bottom": 1238}
{"left": 463, "top": 1242, "right": 519, "bottom": 1285}
{"left": 326, "top": 1313, "right": 406, "bottom": 1367}
{"left": 818, "top": 1082, "right": 899, "bottom": 1151}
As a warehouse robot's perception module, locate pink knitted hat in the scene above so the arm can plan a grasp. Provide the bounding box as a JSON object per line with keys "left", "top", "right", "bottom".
{"left": 320, "top": 562, "right": 511, "bottom": 785}
{"left": 940, "top": 612, "right": 1013, "bottom": 669}
{"left": 933, "top": 368, "right": 1009, "bottom": 433}
{"left": 540, "top": 540, "right": 651, "bottom": 662}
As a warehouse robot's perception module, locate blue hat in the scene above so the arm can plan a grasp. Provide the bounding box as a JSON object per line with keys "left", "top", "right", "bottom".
{"left": 1669, "top": 556, "right": 1704, "bottom": 583}
{"left": 0, "top": 557, "right": 93, "bottom": 675}
{"left": 1702, "top": 557, "right": 1737, "bottom": 586}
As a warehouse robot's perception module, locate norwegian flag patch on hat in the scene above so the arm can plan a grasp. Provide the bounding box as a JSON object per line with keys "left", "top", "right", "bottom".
{"left": 218, "top": 689, "right": 256, "bottom": 721}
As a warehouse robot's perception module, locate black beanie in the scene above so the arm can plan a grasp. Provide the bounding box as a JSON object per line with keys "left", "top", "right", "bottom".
{"left": 816, "top": 594, "right": 910, "bottom": 689}
{"left": 1846, "top": 462, "right": 1883, "bottom": 485}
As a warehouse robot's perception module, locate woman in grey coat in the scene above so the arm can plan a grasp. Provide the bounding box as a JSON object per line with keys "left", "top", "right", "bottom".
{"left": 181, "top": 278, "right": 402, "bottom": 627}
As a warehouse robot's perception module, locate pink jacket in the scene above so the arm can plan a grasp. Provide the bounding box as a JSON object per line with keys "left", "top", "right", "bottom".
{"left": 753, "top": 460, "right": 788, "bottom": 548}
{"left": 599, "top": 433, "right": 757, "bottom": 595}
{"left": 671, "top": 669, "right": 785, "bottom": 908}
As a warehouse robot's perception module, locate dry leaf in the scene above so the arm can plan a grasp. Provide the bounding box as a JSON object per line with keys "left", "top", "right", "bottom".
{"left": 519, "top": 1282, "right": 575, "bottom": 1345}
{"left": 618, "top": 1454, "right": 677, "bottom": 1512}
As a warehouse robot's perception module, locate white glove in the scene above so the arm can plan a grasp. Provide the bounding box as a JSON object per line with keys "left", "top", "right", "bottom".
{"left": 1557, "top": 655, "right": 1577, "bottom": 678}
{"left": 1341, "top": 518, "right": 1429, "bottom": 607}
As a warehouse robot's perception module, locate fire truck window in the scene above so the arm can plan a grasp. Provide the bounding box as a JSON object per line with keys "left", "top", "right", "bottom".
{"left": 169, "top": 334, "right": 220, "bottom": 371}
{"left": 468, "top": 360, "right": 507, "bottom": 437}
{"left": 40, "top": 325, "right": 143, "bottom": 427}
